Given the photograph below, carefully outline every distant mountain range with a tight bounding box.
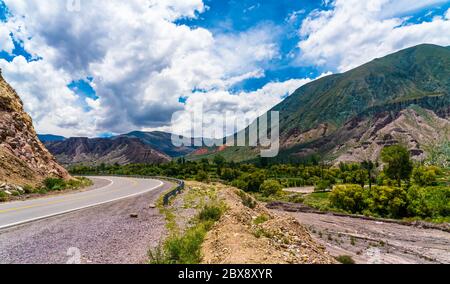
[40,44,450,166]
[44,136,171,166]
[40,131,201,166]
[190,44,450,165]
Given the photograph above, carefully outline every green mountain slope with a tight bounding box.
[188,44,450,164]
[275,44,449,135]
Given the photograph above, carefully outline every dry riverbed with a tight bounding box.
[276,210,450,264]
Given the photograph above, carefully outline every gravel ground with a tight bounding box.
[286,211,450,264]
[0,180,174,264]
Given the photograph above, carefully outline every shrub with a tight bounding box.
[330,185,366,214]
[198,204,223,222]
[0,191,9,202]
[364,186,407,218]
[148,244,168,264]
[23,185,35,194]
[150,203,224,264]
[412,166,438,186]
[163,223,208,264]
[407,186,450,219]
[43,178,66,191]
[254,214,270,225]
[221,168,238,182]
[195,171,209,183]
[260,180,283,197]
[237,190,257,209]
[336,255,355,264]
[246,172,266,192]
[315,180,331,191]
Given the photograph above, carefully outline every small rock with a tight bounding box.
[149,203,156,209]
[130,213,139,218]
[4,190,12,195]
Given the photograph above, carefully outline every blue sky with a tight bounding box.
[177,0,325,92]
[0,0,449,137]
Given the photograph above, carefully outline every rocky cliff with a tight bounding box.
[0,70,70,186]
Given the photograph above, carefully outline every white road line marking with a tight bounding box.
[0,178,164,230]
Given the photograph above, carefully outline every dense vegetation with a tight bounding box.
[70,145,449,223]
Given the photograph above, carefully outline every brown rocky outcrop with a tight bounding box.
[0,70,70,186]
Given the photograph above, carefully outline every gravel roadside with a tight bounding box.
[0,180,174,264]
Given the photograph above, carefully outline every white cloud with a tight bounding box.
[0,0,283,136]
[0,24,14,54]
[0,56,95,137]
[298,0,450,72]
[169,73,332,138]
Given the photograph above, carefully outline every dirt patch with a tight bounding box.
[279,211,450,264]
[283,187,315,194]
[200,183,336,264]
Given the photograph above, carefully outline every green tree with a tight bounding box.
[260,180,283,197]
[213,155,226,175]
[381,145,413,187]
[330,184,366,214]
[361,160,375,190]
[195,170,209,183]
[221,168,238,182]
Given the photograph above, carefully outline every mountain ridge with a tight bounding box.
[44,136,171,166]
[188,44,450,164]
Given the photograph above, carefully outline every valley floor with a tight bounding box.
[283,211,450,264]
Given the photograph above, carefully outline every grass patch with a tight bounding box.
[199,204,223,222]
[254,214,270,225]
[0,191,9,202]
[149,203,225,264]
[336,255,356,264]
[303,192,332,211]
[237,190,257,209]
[253,227,274,239]
[42,177,93,192]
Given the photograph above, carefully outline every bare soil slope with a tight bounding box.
[200,183,336,264]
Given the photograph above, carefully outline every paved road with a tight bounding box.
[0,176,163,229]
[0,176,173,264]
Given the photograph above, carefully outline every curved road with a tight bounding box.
[0,176,173,264]
[0,176,163,229]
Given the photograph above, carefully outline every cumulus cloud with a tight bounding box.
[298,0,450,72]
[0,24,13,53]
[169,73,332,138]
[0,56,95,137]
[0,0,292,136]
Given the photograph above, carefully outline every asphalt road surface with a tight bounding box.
[0,177,173,264]
[0,176,163,229]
